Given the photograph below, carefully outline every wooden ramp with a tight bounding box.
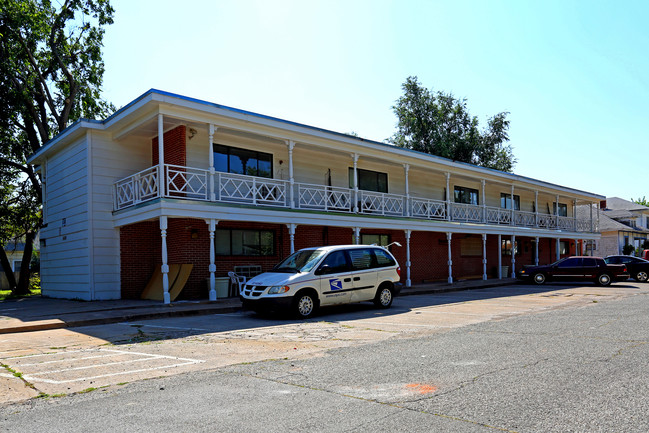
[141,264,193,301]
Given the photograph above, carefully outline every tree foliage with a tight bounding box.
[0,0,114,294]
[631,196,649,207]
[390,76,516,172]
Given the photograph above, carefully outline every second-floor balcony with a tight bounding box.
[113,164,598,233]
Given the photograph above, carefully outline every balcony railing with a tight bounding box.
[113,164,598,233]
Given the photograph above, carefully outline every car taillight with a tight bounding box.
[396,266,401,277]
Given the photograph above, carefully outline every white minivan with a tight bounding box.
[240,245,402,318]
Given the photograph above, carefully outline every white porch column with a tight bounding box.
[574,238,580,256]
[556,238,561,261]
[352,153,359,213]
[446,232,453,284]
[446,173,451,221]
[510,185,515,226]
[498,234,502,279]
[511,235,516,278]
[534,191,539,227]
[573,199,577,231]
[207,219,218,301]
[208,124,216,201]
[590,202,594,232]
[555,194,560,226]
[158,114,165,197]
[287,140,295,209]
[160,216,170,305]
[482,233,488,280]
[353,227,361,244]
[405,229,412,286]
[481,179,486,222]
[287,223,297,254]
[403,164,410,217]
[535,237,540,266]
[597,204,600,232]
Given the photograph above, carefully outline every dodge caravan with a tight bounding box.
[240,245,401,318]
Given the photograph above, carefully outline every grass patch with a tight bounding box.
[78,387,97,394]
[0,288,41,301]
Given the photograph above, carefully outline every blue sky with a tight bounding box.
[102,0,648,201]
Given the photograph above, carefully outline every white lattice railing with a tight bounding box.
[451,203,483,223]
[486,206,511,224]
[217,172,288,206]
[113,164,597,232]
[114,166,160,210]
[411,197,446,220]
[297,183,352,212]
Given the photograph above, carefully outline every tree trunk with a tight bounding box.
[0,247,17,291]
[13,232,35,296]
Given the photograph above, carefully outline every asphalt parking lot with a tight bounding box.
[2,281,647,405]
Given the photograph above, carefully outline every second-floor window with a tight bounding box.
[348,168,388,193]
[553,203,568,217]
[500,193,520,210]
[213,144,273,178]
[454,186,479,205]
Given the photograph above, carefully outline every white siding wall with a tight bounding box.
[40,137,90,300]
[90,132,151,300]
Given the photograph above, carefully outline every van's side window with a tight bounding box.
[349,249,373,270]
[320,251,350,274]
[373,249,396,267]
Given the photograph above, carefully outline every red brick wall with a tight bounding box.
[120,221,161,299]
[152,125,186,166]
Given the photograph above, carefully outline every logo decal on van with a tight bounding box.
[329,279,342,291]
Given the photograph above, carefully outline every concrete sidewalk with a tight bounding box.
[0,278,517,334]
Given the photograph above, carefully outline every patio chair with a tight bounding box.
[228,271,246,297]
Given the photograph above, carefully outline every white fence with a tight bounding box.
[113,164,597,232]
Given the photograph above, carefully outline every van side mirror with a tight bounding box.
[315,265,331,276]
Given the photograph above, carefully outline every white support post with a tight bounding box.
[352,153,360,213]
[158,114,165,197]
[481,179,486,223]
[555,194,560,226]
[498,234,502,279]
[535,237,540,266]
[405,229,412,286]
[287,140,295,209]
[404,164,410,217]
[482,233,488,280]
[447,232,453,284]
[574,239,580,256]
[556,238,561,261]
[207,219,218,301]
[511,235,516,278]
[590,202,594,233]
[446,173,451,221]
[534,191,539,227]
[208,124,216,201]
[160,216,170,304]
[573,199,577,231]
[287,223,297,253]
[354,227,361,245]
[597,204,600,232]
[510,185,515,226]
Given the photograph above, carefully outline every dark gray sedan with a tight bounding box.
[605,255,649,282]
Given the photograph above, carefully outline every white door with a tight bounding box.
[317,250,353,306]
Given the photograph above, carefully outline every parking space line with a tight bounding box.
[16,353,116,367]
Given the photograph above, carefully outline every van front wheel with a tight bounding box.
[293,290,318,319]
[373,285,393,308]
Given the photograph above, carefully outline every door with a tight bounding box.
[553,257,584,281]
[316,250,353,306]
[348,248,378,302]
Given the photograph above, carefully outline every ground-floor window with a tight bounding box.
[215,229,275,256]
[360,234,389,246]
[501,239,519,256]
[559,241,569,255]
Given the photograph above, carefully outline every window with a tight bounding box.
[500,193,520,210]
[348,168,388,193]
[348,249,373,270]
[13,261,21,272]
[319,251,350,274]
[557,257,580,268]
[646,216,649,228]
[559,241,569,255]
[215,229,275,256]
[501,240,518,256]
[553,203,568,217]
[454,186,479,205]
[360,234,389,246]
[213,144,273,178]
[373,249,396,267]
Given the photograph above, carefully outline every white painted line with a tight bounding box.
[17,353,117,367]
[28,356,168,376]
[1,349,87,360]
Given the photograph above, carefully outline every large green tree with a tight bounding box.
[0,0,114,295]
[390,76,516,172]
[631,197,649,207]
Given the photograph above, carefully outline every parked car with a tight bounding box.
[240,245,401,318]
[517,256,629,286]
[604,255,649,282]
[643,250,649,261]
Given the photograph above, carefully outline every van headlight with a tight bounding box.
[268,285,290,294]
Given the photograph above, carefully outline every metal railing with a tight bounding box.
[113,164,597,233]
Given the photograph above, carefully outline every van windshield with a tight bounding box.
[272,249,326,273]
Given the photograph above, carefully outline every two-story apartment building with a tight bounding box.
[28,90,603,302]
[593,197,649,257]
